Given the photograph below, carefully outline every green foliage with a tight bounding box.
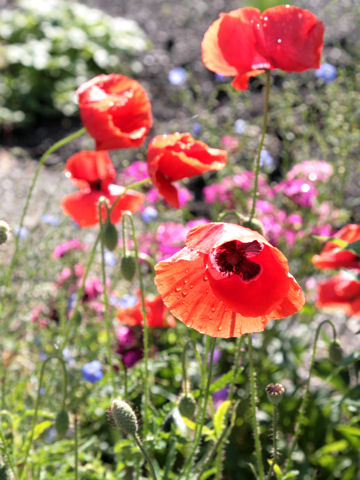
[0,0,149,126]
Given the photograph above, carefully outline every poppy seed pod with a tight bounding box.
[329,340,343,364]
[109,399,138,435]
[265,383,285,406]
[178,393,196,419]
[0,220,10,245]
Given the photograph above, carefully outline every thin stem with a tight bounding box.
[0,424,16,478]
[183,337,217,479]
[74,413,79,480]
[181,340,192,396]
[3,127,86,289]
[122,212,150,432]
[249,70,271,222]
[248,333,265,480]
[133,434,158,480]
[59,234,100,352]
[19,356,68,479]
[267,406,278,480]
[98,200,116,395]
[284,320,337,473]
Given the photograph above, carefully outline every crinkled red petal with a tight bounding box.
[256,6,324,72]
[65,150,116,189]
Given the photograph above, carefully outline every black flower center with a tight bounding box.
[212,240,263,281]
[89,179,103,190]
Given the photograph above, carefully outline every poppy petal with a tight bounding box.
[256,6,324,72]
[155,247,270,337]
[77,74,152,151]
[65,150,116,189]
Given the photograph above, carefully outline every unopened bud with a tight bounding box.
[55,410,70,438]
[265,383,285,406]
[329,340,343,364]
[104,222,118,251]
[178,393,196,419]
[0,221,10,245]
[243,218,265,236]
[121,256,136,281]
[109,399,138,435]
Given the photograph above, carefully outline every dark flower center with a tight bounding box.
[89,179,103,191]
[212,240,263,281]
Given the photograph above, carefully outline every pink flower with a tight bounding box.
[220,135,239,152]
[52,239,87,258]
[118,161,149,184]
[274,179,318,207]
[287,160,333,183]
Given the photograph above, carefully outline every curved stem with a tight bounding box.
[249,70,271,222]
[267,405,278,480]
[19,356,68,479]
[284,320,337,473]
[248,333,265,480]
[3,127,86,289]
[122,212,150,432]
[183,337,217,479]
[98,200,117,394]
[133,433,158,480]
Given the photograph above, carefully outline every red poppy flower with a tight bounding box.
[202,6,324,90]
[117,294,176,328]
[154,222,304,338]
[317,273,360,316]
[147,133,227,208]
[77,74,152,150]
[312,224,360,270]
[61,150,145,227]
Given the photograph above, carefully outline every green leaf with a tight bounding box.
[182,417,215,441]
[209,370,239,394]
[214,400,231,438]
[314,439,348,456]
[313,235,348,248]
[33,420,52,440]
[344,239,360,256]
[282,471,300,480]
[336,425,360,448]
[199,468,217,480]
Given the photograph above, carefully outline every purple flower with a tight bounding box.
[260,149,274,170]
[212,386,229,411]
[168,67,187,86]
[215,73,228,82]
[104,249,116,267]
[82,360,103,383]
[207,347,222,367]
[14,226,28,240]
[234,118,246,135]
[122,349,143,368]
[315,63,337,83]
[142,206,158,223]
[41,214,61,226]
[119,294,139,309]
[192,122,202,136]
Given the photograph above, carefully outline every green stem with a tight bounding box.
[0,422,16,478]
[133,433,158,480]
[122,212,150,432]
[19,356,68,479]
[3,127,86,289]
[59,234,100,352]
[249,70,271,223]
[284,320,337,473]
[267,406,278,480]
[183,337,216,479]
[98,200,116,395]
[248,333,265,480]
[74,413,79,480]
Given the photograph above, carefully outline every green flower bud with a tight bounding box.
[109,399,138,435]
[55,410,70,438]
[178,393,196,419]
[0,221,10,245]
[104,222,118,251]
[329,340,343,364]
[121,256,136,281]
[265,383,285,406]
[243,218,265,236]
